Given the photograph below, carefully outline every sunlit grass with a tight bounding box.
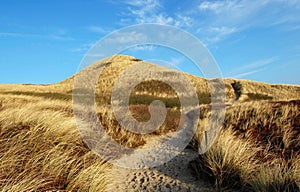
[0,55,299,191]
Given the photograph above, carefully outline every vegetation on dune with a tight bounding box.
[0,95,110,191]
[0,55,299,191]
[235,80,300,101]
[191,100,300,191]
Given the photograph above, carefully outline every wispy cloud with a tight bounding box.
[196,0,269,44]
[198,0,270,25]
[170,57,184,67]
[129,44,156,52]
[87,26,112,34]
[205,26,238,44]
[119,0,275,45]
[120,0,194,28]
[0,32,26,38]
[232,68,267,78]
[196,0,300,44]
[110,0,300,46]
[105,31,148,44]
[126,0,160,9]
[226,56,278,78]
[49,35,74,41]
[234,57,278,73]
[199,0,239,12]
[0,32,74,41]
[70,42,95,52]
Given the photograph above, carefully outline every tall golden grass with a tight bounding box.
[0,94,111,191]
[0,55,299,191]
[191,100,300,191]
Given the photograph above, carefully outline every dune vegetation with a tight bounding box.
[190,100,300,191]
[0,55,299,191]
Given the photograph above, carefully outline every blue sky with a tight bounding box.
[0,0,299,84]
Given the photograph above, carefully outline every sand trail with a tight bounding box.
[108,133,212,192]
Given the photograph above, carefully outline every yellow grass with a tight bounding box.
[0,55,299,191]
[191,100,300,191]
[0,94,110,191]
[190,128,261,189]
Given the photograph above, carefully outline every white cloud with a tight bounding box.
[112,31,148,44]
[121,0,194,28]
[204,26,238,44]
[70,42,95,52]
[0,32,26,37]
[87,26,111,34]
[233,68,266,78]
[175,14,194,27]
[126,0,160,9]
[170,57,184,66]
[199,1,237,12]
[198,0,270,16]
[0,32,74,41]
[113,0,300,46]
[85,53,105,58]
[125,0,161,23]
[194,0,300,45]
[239,57,278,71]
[226,56,278,78]
[199,0,269,21]
[150,14,174,25]
[208,27,237,35]
[48,35,74,41]
[129,44,156,51]
[198,0,300,31]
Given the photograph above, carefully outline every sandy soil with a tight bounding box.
[108,149,213,192]
[107,132,214,192]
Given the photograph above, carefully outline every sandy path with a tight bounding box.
[108,149,212,192]
[107,133,213,192]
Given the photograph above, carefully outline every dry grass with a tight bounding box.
[190,128,261,190]
[0,93,111,191]
[0,56,185,191]
[232,79,300,101]
[191,100,300,191]
[246,159,299,192]
[0,55,299,191]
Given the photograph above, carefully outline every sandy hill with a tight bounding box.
[0,55,299,191]
[60,55,300,101]
[2,55,298,103]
